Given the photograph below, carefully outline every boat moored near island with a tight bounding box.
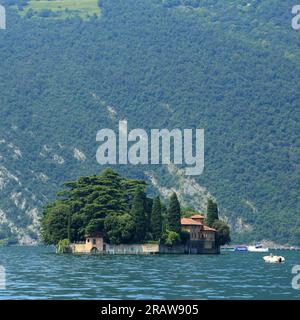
[234,245,248,252]
[248,243,269,253]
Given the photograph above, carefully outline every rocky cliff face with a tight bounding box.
[0,164,40,245]
[0,134,89,244]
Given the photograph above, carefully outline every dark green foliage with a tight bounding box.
[104,213,135,244]
[67,210,71,241]
[151,196,163,240]
[206,199,219,227]
[167,193,181,233]
[144,197,153,234]
[205,199,231,245]
[57,239,72,253]
[40,169,232,246]
[131,189,148,243]
[84,218,105,236]
[41,169,147,244]
[161,230,180,247]
[40,169,199,246]
[41,202,71,245]
[213,220,231,246]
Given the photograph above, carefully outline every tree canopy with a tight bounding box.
[41,168,147,244]
[41,169,184,245]
[167,193,181,234]
[41,169,230,247]
[206,199,231,245]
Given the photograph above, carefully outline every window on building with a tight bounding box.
[93,239,96,245]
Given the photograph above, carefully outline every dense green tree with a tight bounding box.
[84,218,105,237]
[161,230,180,247]
[41,202,71,245]
[205,199,231,245]
[104,213,135,244]
[40,169,147,244]
[167,193,181,234]
[206,199,219,227]
[40,169,232,247]
[131,188,147,243]
[213,220,231,246]
[151,196,163,240]
[57,239,72,254]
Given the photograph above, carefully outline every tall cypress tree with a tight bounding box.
[168,192,181,234]
[131,188,147,242]
[151,196,162,240]
[67,211,71,242]
[206,199,219,227]
[145,197,153,234]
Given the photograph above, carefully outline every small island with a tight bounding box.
[41,168,230,254]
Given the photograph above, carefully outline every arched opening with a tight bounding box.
[91,247,98,254]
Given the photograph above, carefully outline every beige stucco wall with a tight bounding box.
[85,237,103,252]
[71,237,104,253]
[71,243,89,253]
[106,243,159,254]
[70,238,219,255]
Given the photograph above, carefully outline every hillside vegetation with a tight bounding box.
[0,0,299,245]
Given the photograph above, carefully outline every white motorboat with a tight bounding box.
[248,243,269,252]
[263,254,285,263]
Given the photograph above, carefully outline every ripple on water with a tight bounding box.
[0,247,299,299]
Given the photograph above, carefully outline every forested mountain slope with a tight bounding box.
[0,0,299,244]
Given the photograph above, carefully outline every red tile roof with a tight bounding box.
[181,218,203,226]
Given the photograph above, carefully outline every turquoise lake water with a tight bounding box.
[0,246,299,299]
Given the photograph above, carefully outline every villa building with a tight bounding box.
[70,232,104,254]
[181,215,218,253]
[70,214,219,255]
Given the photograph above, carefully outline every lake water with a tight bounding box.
[0,246,299,299]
